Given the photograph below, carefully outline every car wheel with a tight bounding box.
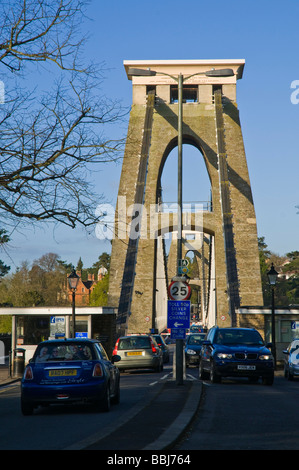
[21,399,34,416]
[199,362,209,380]
[287,369,294,381]
[111,380,120,405]
[210,362,221,383]
[262,374,274,386]
[97,384,111,412]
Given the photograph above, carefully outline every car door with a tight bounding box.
[201,329,214,370]
[95,342,118,394]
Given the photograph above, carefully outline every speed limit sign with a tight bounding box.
[168,281,191,301]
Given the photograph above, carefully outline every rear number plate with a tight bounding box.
[49,370,77,377]
[237,365,256,370]
[127,351,142,356]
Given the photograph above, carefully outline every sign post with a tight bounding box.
[167,278,191,384]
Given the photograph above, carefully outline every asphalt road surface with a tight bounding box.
[0,366,173,450]
[175,372,299,450]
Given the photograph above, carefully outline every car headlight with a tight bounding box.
[186,349,197,355]
[259,354,273,361]
[217,353,232,359]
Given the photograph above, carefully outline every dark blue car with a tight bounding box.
[185,333,206,367]
[199,327,274,385]
[21,338,120,415]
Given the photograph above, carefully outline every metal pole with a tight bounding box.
[177,73,183,263]
[271,286,276,369]
[72,290,76,338]
[176,73,184,385]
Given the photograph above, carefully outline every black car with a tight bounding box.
[185,333,206,367]
[199,327,274,385]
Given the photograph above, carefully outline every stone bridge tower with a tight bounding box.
[108,59,263,336]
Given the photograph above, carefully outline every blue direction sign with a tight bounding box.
[171,328,186,340]
[167,300,191,329]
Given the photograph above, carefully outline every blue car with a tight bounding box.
[199,327,274,385]
[21,338,121,415]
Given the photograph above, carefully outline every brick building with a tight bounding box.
[67,267,108,306]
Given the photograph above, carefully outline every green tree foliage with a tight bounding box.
[258,238,299,306]
[89,274,109,306]
[0,253,68,307]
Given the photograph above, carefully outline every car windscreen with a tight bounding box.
[33,343,95,362]
[187,334,205,345]
[118,337,151,350]
[214,330,264,346]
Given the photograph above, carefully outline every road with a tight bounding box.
[175,371,299,450]
[0,364,174,450]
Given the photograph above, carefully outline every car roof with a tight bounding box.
[37,338,99,346]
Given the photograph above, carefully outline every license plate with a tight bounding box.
[127,351,142,356]
[49,369,77,377]
[237,365,256,370]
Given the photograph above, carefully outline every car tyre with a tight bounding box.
[21,399,34,416]
[210,362,221,383]
[287,369,294,381]
[262,374,274,386]
[111,381,120,405]
[97,385,111,412]
[199,362,209,380]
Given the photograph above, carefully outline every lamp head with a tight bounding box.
[68,268,80,290]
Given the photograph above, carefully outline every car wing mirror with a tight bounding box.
[111,355,121,363]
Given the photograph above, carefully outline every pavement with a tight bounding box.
[0,359,203,450]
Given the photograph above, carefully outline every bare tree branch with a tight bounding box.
[0,0,127,230]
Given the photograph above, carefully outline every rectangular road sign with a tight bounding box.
[170,328,186,340]
[167,300,191,329]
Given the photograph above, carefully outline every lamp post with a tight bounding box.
[127,66,235,384]
[67,268,80,338]
[267,263,278,368]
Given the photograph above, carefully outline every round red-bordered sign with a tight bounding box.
[168,281,191,301]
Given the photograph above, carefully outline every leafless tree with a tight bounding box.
[0,0,125,230]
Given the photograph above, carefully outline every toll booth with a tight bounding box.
[0,306,117,366]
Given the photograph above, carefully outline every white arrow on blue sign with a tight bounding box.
[167,300,191,329]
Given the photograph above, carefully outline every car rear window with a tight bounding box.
[33,343,95,362]
[118,337,151,350]
[188,334,205,345]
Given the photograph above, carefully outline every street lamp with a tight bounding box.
[128,66,235,384]
[67,267,80,338]
[267,263,278,368]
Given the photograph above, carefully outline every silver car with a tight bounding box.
[112,335,163,372]
[283,339,299,380]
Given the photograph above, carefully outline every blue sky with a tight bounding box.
[1,0,299,271]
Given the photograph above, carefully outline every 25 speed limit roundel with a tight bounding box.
[168,281,191,301]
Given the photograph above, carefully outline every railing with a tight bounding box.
[158,201,212,213]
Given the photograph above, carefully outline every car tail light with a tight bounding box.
[92,363,103,377]
[150,339,157,354]
[24,366,33,380]
[113,338,120,356]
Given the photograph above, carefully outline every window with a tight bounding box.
[212,85,222,96]
[170,85,198,103]
[146,85,156,95]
